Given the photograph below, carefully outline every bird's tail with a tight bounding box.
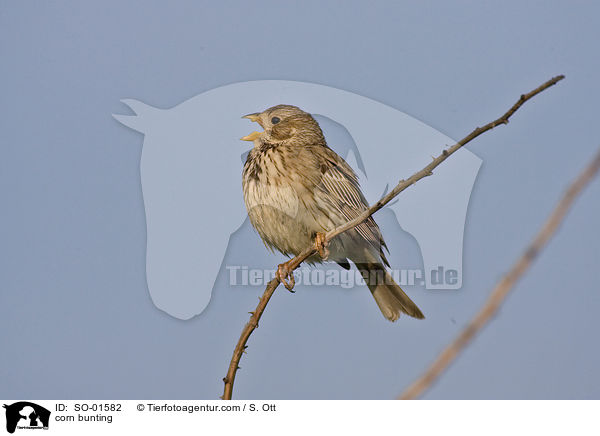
[355,262,425,322]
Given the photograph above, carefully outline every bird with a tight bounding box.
[240,104,424,321]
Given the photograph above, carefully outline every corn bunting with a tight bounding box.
[241,105,424,321]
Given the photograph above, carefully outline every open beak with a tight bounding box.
[241,112,264,141]
[240,131,262,141]
[242,113,261,122]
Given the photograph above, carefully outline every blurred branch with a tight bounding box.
[399,148,600,400]
[222,75,565,400]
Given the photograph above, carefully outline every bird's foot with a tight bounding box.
[314,232,329,260]
[277,261,296,292]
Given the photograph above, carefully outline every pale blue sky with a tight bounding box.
[1,1,599,399]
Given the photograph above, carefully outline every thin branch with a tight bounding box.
[222,75,565,400]
[399,148,600,400]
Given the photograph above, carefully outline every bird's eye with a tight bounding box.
[271,116,280,124]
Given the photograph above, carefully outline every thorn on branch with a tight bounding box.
[524,246,539,259]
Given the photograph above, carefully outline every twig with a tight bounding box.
[222,75,565,400]
[399,148,600,400]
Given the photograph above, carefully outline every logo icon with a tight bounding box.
[3,402,50,434]
[114,80,481,320]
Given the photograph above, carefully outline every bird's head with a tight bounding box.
[241,104,325,147]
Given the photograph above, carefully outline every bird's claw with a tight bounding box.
[277,262,296,292]
[314,232,329,260]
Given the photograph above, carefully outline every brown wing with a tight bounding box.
[312,146,390,265]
